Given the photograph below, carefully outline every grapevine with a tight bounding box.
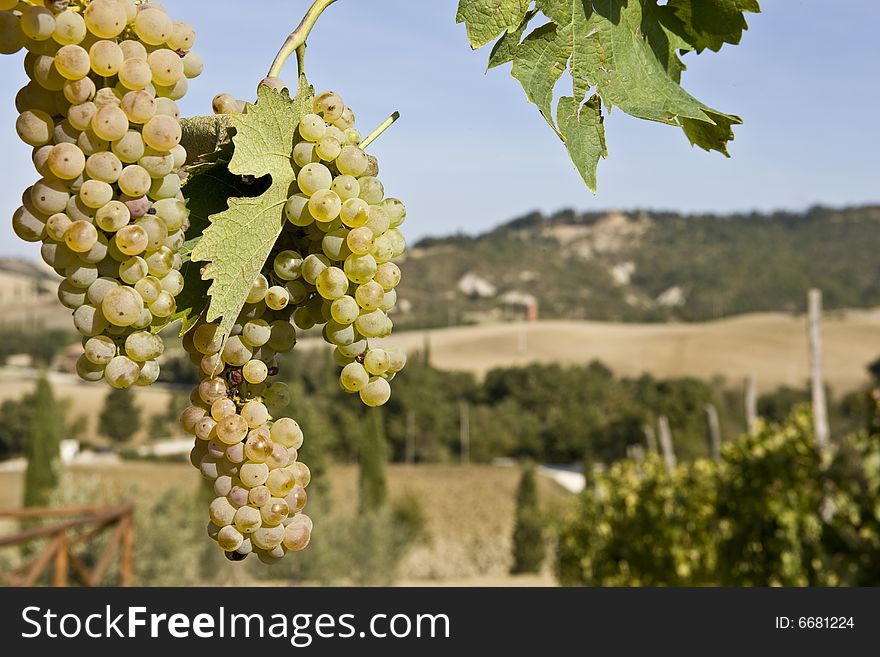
[0,0,759,565]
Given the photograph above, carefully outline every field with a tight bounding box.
[363,310,880,394]
[0,462,571,585]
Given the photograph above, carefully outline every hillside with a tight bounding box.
[396,205,880,328]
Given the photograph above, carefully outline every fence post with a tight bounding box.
[808,289,830,451]
[643,424,658,453]
[657,416,676,473]
[705,404,722,461]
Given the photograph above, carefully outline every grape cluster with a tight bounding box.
[180,315,312,563]
[213,88,409,406]
[3,0,202,388]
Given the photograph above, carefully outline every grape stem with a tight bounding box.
[359,112,401,150]
[268,0,339,79]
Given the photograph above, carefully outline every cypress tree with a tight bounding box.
[99,388,141,443]
[510,462,546,574]
[359,409,387,512]
[23,376,63,508]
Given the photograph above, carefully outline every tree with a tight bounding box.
[99,388,141,444]
[23,376,63,508]
[359,410,387,512]
[510,462,545,574]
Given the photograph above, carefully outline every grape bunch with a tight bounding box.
[216,88,409,407]
[180,317,312,563]
[2,0,202,388]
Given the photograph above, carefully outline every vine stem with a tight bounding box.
[268,0,338,79]
[359,112,401,150]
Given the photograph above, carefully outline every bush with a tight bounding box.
[510,463,545,574]
[99,388,141,443]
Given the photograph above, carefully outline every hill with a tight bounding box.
[395,205,880,328]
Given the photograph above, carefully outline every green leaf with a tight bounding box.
[466,0,751,192]
[487,8,536,70]
[663,0,760,53]
[510,22,571,137]
[456,0,532,50]
[189,76,314,344]
[557,94,606,193]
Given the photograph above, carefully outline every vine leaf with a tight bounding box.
[662,0,760,53]
[456,0,532,49]
[461,0,760,192]
[187,75,314,343]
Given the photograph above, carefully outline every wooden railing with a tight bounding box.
[0,505,135,587]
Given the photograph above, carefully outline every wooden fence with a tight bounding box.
[0,505,134,587]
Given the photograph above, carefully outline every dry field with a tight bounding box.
[358,310,880,394]
[0,462,572,585]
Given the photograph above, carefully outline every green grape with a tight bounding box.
[273,250,303,281]
[239,462,270,488]
[265,286,290,311]
[54,44,90,80]
[73,303,109,337]
[321,228,350,261]
[386,346,408,373]
[67,101,97,131]
[148,172,181,199]
[152,198,187,231]
[125,331,164,362]
[91,105,129,141]
[364,349,390,375]
[315,136,342,161]
[118,255,148,284]
[20,5,55,41]
[79,179,114,209]
[298,163,332,196]
[118,58,152,90]
[358,177,385,204]
[84,335,117,367]
[94,201,129,232]
[102,285,144,326]
[331,175,360,201]
[45,143,84,181]
[340,362,369,393]
[209,496,236,527]
[374,262,401,291]
[139,147,173,177]
[346,226,374,255]
[148,48,184,86]
[283,515,312,552]
[63,76,96,104]
[77,129,110,156]
[284,193,314,226]
[246,274,269,303]
[134,6,172,46]
[301,253,330,285]
[258,500,290,531]
[266,469,296,497]
[211,92,241,115]
[118,164,151,197]
[65,262,98,289]
[16,110,54,147]
[242,400,269,429]
[292,141,318,168]
[264,382,291,408]
[119,39,147,60]
[269,418,303,450]
[313,91,344,122]
[336,145,368,177]
[76,354,105,382]
[365,205,391,236]
[0,10,25,55]
[344,127,361,146]
[360,376,392,407]
[44,212,72,242]
[241,319,271,348]
[372,234,394,263]
[344,253,377,285]
[89,40,124,76]
[340,197,370,228]
[58,278,87,309]
[221,335,253,367]
[86,152,123,184]
[32,178,70,215]
[160,269,184,295]
[315,266,348,300]
[243,360,268,385]
[118,90,155,126]
[182,50,203,79]
[94,86,123,108]
[148,290,175,318]
[84,0,127,39]
[87,276,119,306]
[380,288,397,312]
[142,114,181,150]
[298,113,326,142]
[233,506,262,534]
[308,189,342,222]
[217,525,244,552]
[51,10,85,44]
[355,281,385,310]
[267,321,296,352]
[64,220,98,254]
[328,295,358,325]
[115,224,149,255]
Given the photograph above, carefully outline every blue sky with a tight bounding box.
[0,0,877,259]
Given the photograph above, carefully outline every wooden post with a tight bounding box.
[744,376,758,435]
[53,535,68,587]
[808,289,830,451]
[405,410,416,465]
[657,416,676,473]
[459,401,470,465]
[705,404,722,461]
[120,512,134,587]
[643,424,658,453]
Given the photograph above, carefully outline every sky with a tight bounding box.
[0,0,877,260]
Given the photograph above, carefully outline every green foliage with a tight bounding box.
[458,0,759,190]
[0,328,76,367]
[398,206,880,328]
[23,376,63,508]
[510,462,546,573]
[99,388,141,444]
[558,408,880,586]
[188,78,314,343]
